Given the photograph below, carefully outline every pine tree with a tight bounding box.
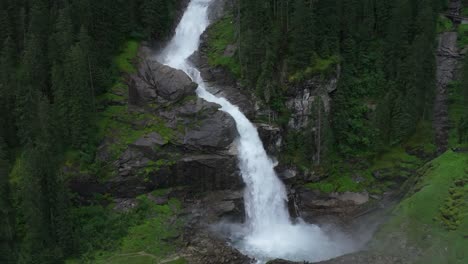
[0,136,16,264]
[49,6,74,64]
[17,147,52,264]
[64,37,93,148]
[288,0,315,72]
[314,0,339,56]
[0,37,17,145]
[141,0,170,39]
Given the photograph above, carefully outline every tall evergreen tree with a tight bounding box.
[0,37,17,145]
[288,0,315,72]
[0,136,16,264]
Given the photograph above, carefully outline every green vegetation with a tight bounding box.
[0,0,183,262]
[372,151,468,264]
[305,176,363,193]
[457,24,468,48]
[436,15,453,33]
[115,40,140,74]
[95,105,172,160]
[448,81,468,146]
[304,121,434,194]
[206,15,240,77]
[67,194,183,263]
[289,55,340,82]
[462,7,468,17]
[233,0,443,160]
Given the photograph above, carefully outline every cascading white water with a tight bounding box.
[157,0,356,262]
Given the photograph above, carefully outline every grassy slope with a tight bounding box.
[436,15,453,34]
[368,34,468,262]
[205,15,240,77]
[305,121,435,194]
[66,40,175,175]
[66,194,186,264]
[65,42,186,263]
[371,151,468,263]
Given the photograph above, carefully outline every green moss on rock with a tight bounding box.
[206,15,240,77]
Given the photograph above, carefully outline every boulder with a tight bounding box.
[257,123,282,155]
[183,231,252,264]
[330,191,369,205]
[113,198,138,212]
[131,132,167,156]
[189,27,255,118]
[154,62,198,101]
[182,110,238,149]
[205,84,256,118]
[297,189,369,220]
[174,154,243,191]
[207,0,233,22]
[129,59,197,105]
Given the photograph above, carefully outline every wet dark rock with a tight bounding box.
[183,231,252,264]
[182,110,238,149]
[372,169,393,181]
[175,154,243,192]
[113,198,138,212]
[207,0,233,22]
[206,84,256,118]
[286,77,337,130]
[131,132,167,156]
[257,123,282,156]
[128,58,198,106]
[147,193,169,205]
[267,260,298,264]
[452,147,468,153]
[297,189,369,221]
[69,173,107,200]
[268,252,403,264]
[278,168,298,181]
[180,189,249,264]
[316,252,404,264]
[189,26,255,118]
[434,32,460,154]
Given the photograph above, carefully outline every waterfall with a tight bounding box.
[157,0,354,262]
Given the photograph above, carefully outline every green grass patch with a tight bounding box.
[462,7,468,17]
[457,24,468,48]
[437,15,454,33]
[289,55,339,82]
[403,121,437,154]
[448,81,468,147]
[115,40,140,74]
[68,194,183,263]
[206,15,240,77]
[369,146,420,171]
[371,151,468,263]
[305,176,362,193]
[94,105,173,161]
[305,140,426,194]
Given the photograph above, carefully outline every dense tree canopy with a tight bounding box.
[236,0,444,156]
[0,0,179,262]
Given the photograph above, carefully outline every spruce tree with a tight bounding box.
[0,136,16,264]
[141,0,170,38]
[64,39,92,148]
[289,0,315,72]
[0,37,17,145]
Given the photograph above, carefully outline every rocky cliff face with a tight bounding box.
[434,32,460,154]
[71,44,245,200]
[286,76,337,130]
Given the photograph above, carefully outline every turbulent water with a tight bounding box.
[157,0,355,262]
